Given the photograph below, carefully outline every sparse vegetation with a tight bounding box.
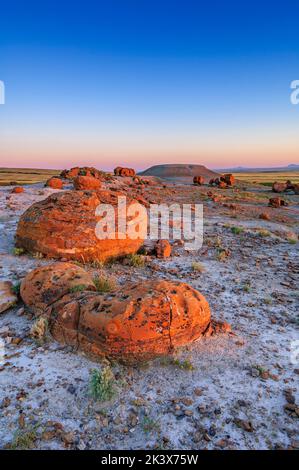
[191,261,205,272]
[93,274,116,293]
[288,237,297,244]
[257,229,271,237]
[160,356,195,371]
[13,247,25,256]
[69,284,89,293]
[125,253,146,267]
[141,416,160,434]
[30,317,48,342]
[12,281,21,296]
[231,226,244,235]
[10,424,39,449]
[216,247,230,262]
[89,366,116,401]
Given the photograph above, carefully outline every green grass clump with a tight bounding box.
[142,416,160,434]
[10,425,39,449]
[13,247,25,256]
[160,356,195,371]
[12,281,21,296]
[231,226,244,235]
[69,284,89,293]
[288,238,297,245]
[126,254,146,267]
[89,366,116,401]
[93,275,116,293]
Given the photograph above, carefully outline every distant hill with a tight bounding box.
[217,164,299,173]
[139,164,218,182]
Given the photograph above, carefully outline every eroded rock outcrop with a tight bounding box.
[60,167,104,180]
[20,263,226,361]
[114,167,136,177]
[209,174,235,188]
[16,190,145,262]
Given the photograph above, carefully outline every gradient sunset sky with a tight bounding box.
[0,0,298,170]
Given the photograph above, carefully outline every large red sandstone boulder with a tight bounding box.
[193,176,205,185]
[155,239,172,258]
[21,263,231,361]
[20,268,211,360]
[45,177,63,189]
[73,175,101,190]
[16,190,145,262]
[20,262,95,315]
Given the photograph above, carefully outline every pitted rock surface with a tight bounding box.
[16,190,145,262]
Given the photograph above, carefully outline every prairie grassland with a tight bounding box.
[0,168,60,186]
[232,171,299,186]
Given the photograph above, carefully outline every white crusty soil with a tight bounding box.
[0,183,298,450]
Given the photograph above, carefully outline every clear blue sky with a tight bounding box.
[0,0,298,169]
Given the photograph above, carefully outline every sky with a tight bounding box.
[0,0,298,170]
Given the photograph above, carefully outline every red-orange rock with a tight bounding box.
[20,262,95,315]
[268,197,288,208]
[114,167,136,177]
[259,212,270,220]
[73,175,101,190]
[193,176,205,185]
[222,174,235,186]
[60,167,104,180]
[45,177,63,189]
[218,181,227,189]
[16,190,145,262]
[155,239,172,258]
[272,182,287,193]
[45,279,212,361]
[11,187,24,194]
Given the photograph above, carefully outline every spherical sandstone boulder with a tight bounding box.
[45,279,211,361]
[73,175,101,190]
[114,167,136,177]
[16,190,145,262]
[11,186,24,194]
[155,239,172,258]
[268,197,288,208]
[193,176,204,185]
[45,177,63,189]
[20,262,96,315]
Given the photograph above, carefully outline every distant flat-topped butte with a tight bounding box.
[139,164,219,182]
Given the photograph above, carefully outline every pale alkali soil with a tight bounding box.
[0,179,298,450]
